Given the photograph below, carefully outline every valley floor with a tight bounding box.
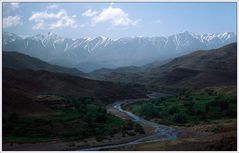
[111,119,236,151]
[3,95,237,151]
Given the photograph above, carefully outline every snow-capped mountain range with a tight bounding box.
[3,31,236,72]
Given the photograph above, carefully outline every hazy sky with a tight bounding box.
[3,2,237,39]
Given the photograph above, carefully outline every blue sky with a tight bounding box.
[3,2,237,39]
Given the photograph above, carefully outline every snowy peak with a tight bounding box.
[28,32,63,42]
[201,32,236,42]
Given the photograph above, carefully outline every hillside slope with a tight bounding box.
[3,51,85,77]
[143,43,237,90]
[3,68,144,102]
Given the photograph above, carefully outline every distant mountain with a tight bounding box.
[3,51,85,77]
[3,31,236,72]
[90,43,237,92]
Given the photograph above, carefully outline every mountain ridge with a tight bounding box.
[3,31,236,72]
[3,51,86,77]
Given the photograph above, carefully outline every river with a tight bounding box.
[79,92,181,151]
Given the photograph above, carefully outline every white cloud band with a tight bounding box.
[29,9,77,30]
[83,6,141,27]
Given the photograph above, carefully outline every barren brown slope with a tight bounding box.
[141,43,237,90]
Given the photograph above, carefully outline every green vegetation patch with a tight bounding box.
[3,97,144,143]
[126,91,236,126]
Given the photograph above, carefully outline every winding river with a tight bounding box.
[79,92,181,151]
